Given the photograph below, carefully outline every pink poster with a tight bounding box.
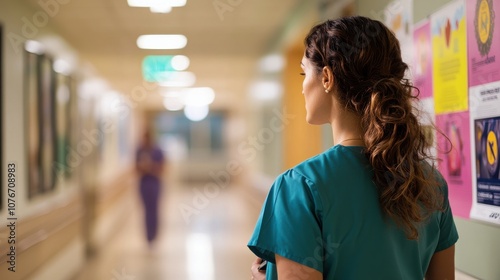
[467,0,500,86]
[436,112,473,218]
[413,20,433,99]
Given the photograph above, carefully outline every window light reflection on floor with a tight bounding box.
[186,233,215,280]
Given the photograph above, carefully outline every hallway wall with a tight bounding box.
[356,0,500,279]
[283,42,323,169]
[0,2,141,279]
[0,1,84,279]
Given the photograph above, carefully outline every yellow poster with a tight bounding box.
[431,0,468,113]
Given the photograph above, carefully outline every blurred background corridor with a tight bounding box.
[1,0,500,279]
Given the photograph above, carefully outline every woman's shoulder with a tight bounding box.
[274,146,368,188]
[275,168,312,187]
[420,160,447,187]
[291,145,365,175]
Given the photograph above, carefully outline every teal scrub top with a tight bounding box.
[248,145,459,280]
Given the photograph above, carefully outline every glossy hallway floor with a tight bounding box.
[69,179,478,280]
[71,179,265,280]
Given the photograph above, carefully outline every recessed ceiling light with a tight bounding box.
[25,40,45,54]
[53,59,72,75]
[259,54,285,73]
[171,55,190,71]
[137,34,187,50]
[184,105,209,122]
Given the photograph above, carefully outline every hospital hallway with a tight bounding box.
[3,0,500,279]
[71,177,265,280]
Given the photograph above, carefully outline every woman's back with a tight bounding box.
[249,145,458,279]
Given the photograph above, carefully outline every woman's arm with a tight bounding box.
[275,254,322,280]
[425,245,455,280]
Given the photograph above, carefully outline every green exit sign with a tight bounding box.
[142,55,175,82]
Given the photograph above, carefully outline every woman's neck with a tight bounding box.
[330,109,364,146]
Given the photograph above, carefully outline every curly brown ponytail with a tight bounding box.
[305,16,444,239]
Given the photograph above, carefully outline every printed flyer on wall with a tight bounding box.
[413,19,433,99]
[470,81,500,224]
[412,20,436,157]
[467,0,500,224]
[436,112,473,219]
[431,0,468,114]
[467,0,500,86]
[384,0,414,73]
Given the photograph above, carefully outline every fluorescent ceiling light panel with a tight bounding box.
[150,4,171,13]
[127,0,149,7]
[170,0,187,7]
[137,34,187,50]
[160,87,215,107]
[183,87,215,107]
[128,0,187,8]
[163,96,184,111]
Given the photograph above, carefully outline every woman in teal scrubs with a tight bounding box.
[248,16,458,280]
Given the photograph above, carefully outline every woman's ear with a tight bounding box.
[322,66,334,92]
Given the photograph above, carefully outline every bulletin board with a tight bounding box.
[468,0,500,224]
[430,1,473,219]
[406,0,500,225]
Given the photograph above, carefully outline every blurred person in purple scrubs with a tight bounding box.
[136,128,165,247]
